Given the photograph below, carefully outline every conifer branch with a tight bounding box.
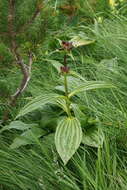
[8,0,16,52]
[2,1,34,123]
[18,3,44,34]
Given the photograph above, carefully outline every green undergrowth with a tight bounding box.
[0,136,127,190]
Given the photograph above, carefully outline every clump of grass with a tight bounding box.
[0,136,127,190]
[69,16,127,143]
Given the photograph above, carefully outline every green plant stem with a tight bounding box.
[64,74,72,117]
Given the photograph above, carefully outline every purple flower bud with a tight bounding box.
[60,66,70,73]
[61,41,73,51]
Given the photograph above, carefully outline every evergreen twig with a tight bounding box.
[18,2,44,34]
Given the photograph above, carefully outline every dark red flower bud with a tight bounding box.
[61,41,73,51]
[60,66,70,73]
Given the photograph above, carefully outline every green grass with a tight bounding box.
[0,136,127,190]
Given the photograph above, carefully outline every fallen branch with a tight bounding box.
[2,52,33,123]
[11,52,33,106]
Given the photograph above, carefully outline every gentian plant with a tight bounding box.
[1,40,114,165]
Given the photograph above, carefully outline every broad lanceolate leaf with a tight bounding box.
[72,39,95,47]
[70,34,95,47]
[55,117,82,165]
[68,81,115,98]
[16,93,61,118]
[82,127,104,148]
[10,128,46,149]
[0,121,37,133]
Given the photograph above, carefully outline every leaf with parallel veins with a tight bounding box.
[55,117,82,165]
